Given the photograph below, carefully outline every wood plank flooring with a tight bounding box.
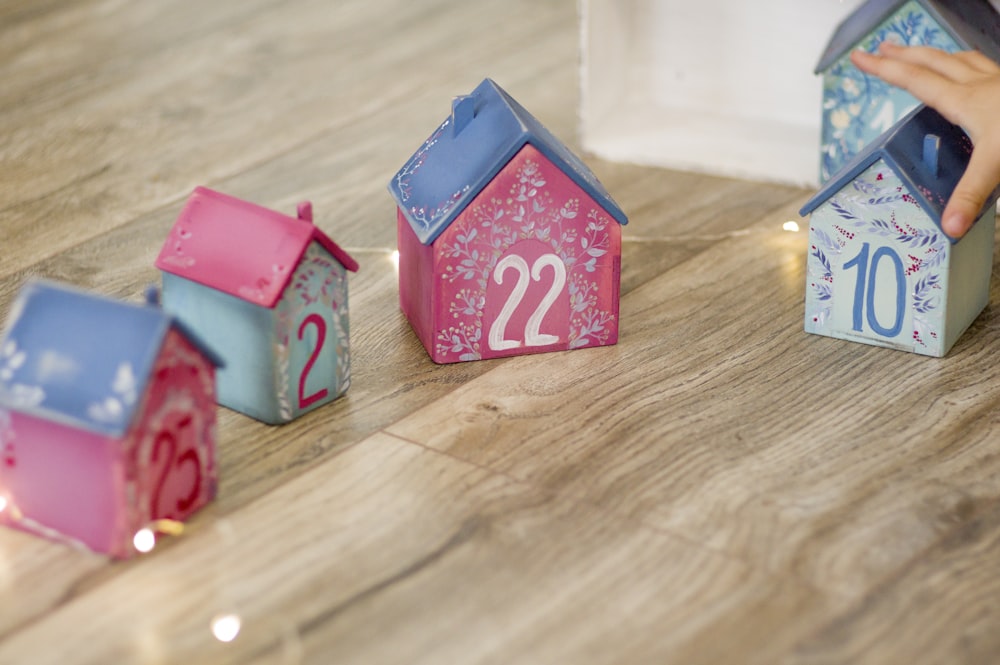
[1,1,998,663]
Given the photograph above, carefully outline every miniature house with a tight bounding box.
[388,78,628,363]
[801,105,999,357]
[816,0,1000,181]
[0,281,222,558]
[156,187,359,425]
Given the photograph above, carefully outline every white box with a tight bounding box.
[579,0,865,187]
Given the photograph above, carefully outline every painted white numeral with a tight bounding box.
[488,253,566,351]
[526,254,566,346]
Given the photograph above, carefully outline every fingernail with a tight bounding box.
[942,212,968,238]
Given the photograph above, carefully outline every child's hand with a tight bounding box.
[851,42,1000,238]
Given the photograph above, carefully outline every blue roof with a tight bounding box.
[815,0,1000,73]
[388,78,627,245]
[800,104,1000,241]
[0,281,222,436]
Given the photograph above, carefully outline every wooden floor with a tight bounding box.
[2,1,1000,663]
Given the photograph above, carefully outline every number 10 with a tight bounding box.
[842,242,905,338]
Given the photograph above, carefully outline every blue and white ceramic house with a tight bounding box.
[389,78,628,364]
[801,105,999,357]
[0,280,222,558]
[816,0,1000,181]
[155,187,359,425]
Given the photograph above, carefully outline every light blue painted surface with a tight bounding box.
[161,241,353,424]
[162,272,282,423]
[804,159,994,356]
[818,1,961,181]
[274,243,352,421]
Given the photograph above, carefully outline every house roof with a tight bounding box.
[0,280,223,437]
[799,104,1000,241]
[387,78,628,245]
[155,187,359,308]
[815,0,1000,73]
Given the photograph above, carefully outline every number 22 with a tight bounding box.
[489,253,567,351]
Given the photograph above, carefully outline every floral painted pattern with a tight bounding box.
[806,163,949,353]
[820,2,960,180]
[86,362,138,424]
[0,341,45,409]
[434,154,618,362]
[394,116,470,234]
[273,242,351,421]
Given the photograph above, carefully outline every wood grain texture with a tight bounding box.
[1,0,999,663]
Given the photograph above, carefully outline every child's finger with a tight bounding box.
[951,49,1000,76]
[942,146,1000,238]
[850,48,959,112]
[877,42,980,82]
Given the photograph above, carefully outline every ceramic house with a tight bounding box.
[388,78,628,363]
[155,187,359,425]
[816,0,1000,181]
[801,105,999,357]
[0,281,222,558]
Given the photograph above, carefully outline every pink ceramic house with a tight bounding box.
[0,281,222,558]
[156,187,359,424]
[389,78,628,363]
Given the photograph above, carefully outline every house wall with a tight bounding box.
[819,1,961,181]
[942,204,996,352]
[805,161,953,356]
[0,409,120,555]
[398,208,440,358]
[273,241,352,421]
[161,272,277,422]
[427,143,621,363]
[126,328,218,556]
[579,0,864,186]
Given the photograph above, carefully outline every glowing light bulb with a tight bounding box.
[390,250,400,269]
[782,221,800,233]
[133,528,156,553]
[211,613,242,643]
[0,496,7,514]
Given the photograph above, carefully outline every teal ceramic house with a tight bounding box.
[155,187,359,424]
[801,105,999,357]
[816,0,1000,181]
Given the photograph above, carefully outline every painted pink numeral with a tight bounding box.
[297,313,329,409]
[151,416,202,519]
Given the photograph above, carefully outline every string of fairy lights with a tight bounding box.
[3,231,808,654]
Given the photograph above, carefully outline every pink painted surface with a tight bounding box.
[155,187,358,309]
[398,144,622,363]
[129,329,218,541]
[397,208,438,354]
[0,330,218,558]
[0,412,121,553]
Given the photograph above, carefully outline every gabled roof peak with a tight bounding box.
[155,187,358,308]
[0,280,221,436]
[388,78,627,245]
[800,105,1000,240]
[816,0,1000,73]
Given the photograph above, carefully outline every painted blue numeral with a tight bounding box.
[843,242,869,332]
[842,242,905,339]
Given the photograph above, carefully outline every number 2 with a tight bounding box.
[298,313,329,409]
[842,242,905,338]
[488,253,567,351]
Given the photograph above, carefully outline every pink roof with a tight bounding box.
[155,187,359,308]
